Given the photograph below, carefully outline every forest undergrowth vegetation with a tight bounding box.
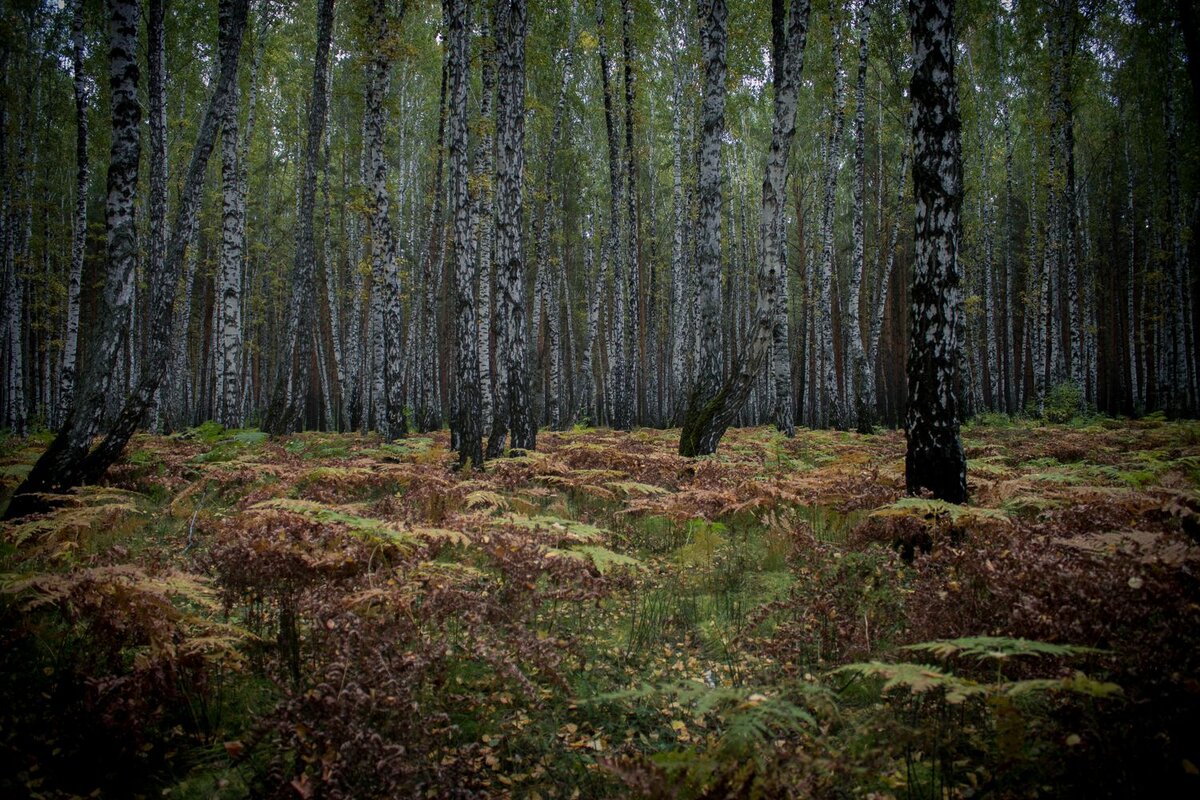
[1,416,1199,798]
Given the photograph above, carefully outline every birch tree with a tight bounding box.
[448,0,483,468]
[679,0,810,456]
[487,0,533,455]
[905,0,967,503]
[265,0,336,434]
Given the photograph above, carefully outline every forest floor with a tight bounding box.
[2,416,1200,798]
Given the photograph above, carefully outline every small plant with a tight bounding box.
[1043,381,1084,424]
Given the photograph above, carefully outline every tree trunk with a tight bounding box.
[678,0,728,455]
[487,0,533,454]
[679,0,810,456]
[363,0,408,440]
[59,0,89,429]
[816,20,846,429]
[848,0,872,432]
[217,4,244,427]
[8,0,251,519]
[905,0,967,504]
[448,0,482,467]
[265,0,335,434]
[473,0,497,438]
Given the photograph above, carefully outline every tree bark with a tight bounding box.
[448,0,482,467]
[8,0,251,519]
[60,0,89,428]
[905,0,967,504]
[487,0,533,454]
[679,0,810,456]
[265,0,335,434]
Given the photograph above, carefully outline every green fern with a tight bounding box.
[592,680,821,756]
[546,544,643,574]
[904,636,1103,663]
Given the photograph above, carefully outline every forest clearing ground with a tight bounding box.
[2,417,1199,798]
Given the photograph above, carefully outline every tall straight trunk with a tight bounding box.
[978,128,997,409]
[1001,99,1016,413]
[594,0,629,430]
[60,0,89,427]
[473,1,497,436]
[621,0,640,424]
[418,53,449,432]
[146,0,168,427]
[217,11,244,427]
[531,13,575,425]
[868,147,907,416]
[669,54,688,422]
[265,0,335,434]
[1166,56,1190,410]
[679,0,810,456]
[678,0,728,454]
[1055,5,1081,395]
[847,0,872,432]
[817,21,846,428]
[1124,122,1140,411]
[905,0,966,504]
[585,219,603,423]
[9,0,250,518]
[487,0,533,454]
[364,0,407,439]
[449,0,482,467]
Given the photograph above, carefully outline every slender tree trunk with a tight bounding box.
[594,0,629,431]
[487,0,533,454]
[678,0,728,454]
[217,6,244,427]
[9,0,250,518]
[817,21,846,428]
[60,0,89,428]
[905,0,966,504]
[473,1,497,437]
[265,0,335,434]
[418,53,449,432]
[848,0,873,432]
[448,0,482,467]
[1001,99,1016,413]
[679,0,810,456]
[363,0,408,439]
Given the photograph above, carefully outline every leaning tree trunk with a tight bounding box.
[487,0,532,454]
[7,0,142,507]
[904,0,967,504]
[448,0,482,468]
[265,0,335,434]
[8,0,251,519]
[60,0,89,427]
[679,0,810,456]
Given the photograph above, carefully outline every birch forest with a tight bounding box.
[2,0,1200,797]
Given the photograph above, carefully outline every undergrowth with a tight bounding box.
[1,420,1198,798]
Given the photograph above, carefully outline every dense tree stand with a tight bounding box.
[904,0,967,503]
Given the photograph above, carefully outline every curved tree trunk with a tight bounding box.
[679,0,810,456]
[8,0,251,519]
